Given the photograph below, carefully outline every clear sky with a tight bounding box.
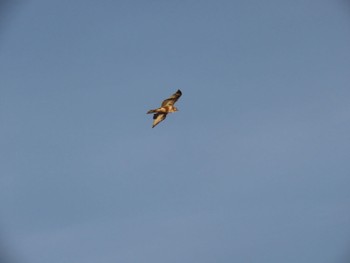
[1,0,350,262]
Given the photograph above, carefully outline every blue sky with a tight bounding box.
[1,0,350,262]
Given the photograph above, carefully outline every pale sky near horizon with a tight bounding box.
[1,1,350,262]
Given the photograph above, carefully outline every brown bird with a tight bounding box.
[147,89,182,128]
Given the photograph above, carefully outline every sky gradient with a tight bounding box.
[1,0,350,262]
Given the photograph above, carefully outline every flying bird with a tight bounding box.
[147,89,182,128]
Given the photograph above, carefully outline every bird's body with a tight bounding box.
[147,90,182,128]
[147,105,178,114]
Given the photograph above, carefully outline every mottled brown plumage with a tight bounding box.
[147,90,182,128]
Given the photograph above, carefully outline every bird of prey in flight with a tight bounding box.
[147,89,182,128]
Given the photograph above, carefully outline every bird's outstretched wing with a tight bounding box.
[152,113,167,128]
[161,89,182,107]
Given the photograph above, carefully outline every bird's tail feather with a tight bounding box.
[147,109,156,114]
